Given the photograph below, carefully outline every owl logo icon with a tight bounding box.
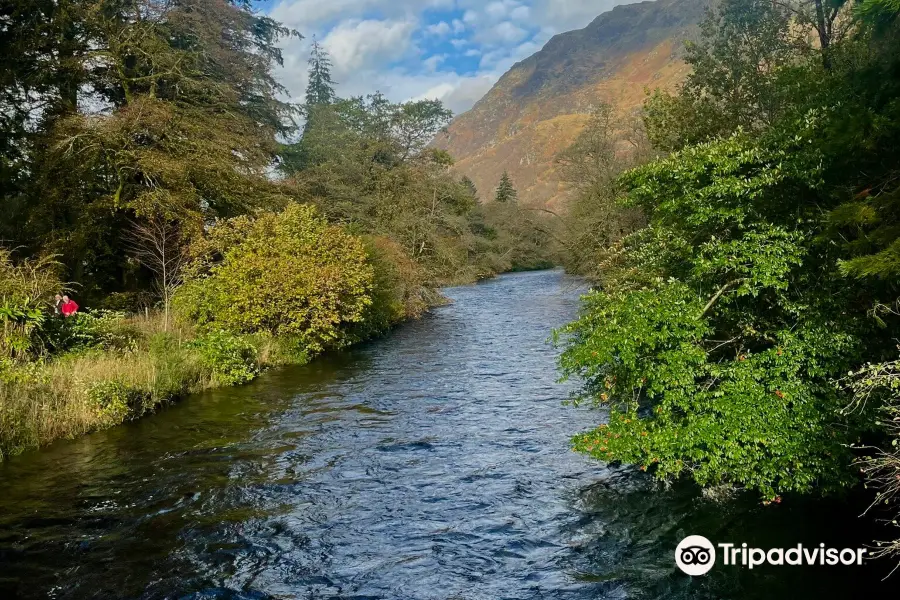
[676,535,716,575]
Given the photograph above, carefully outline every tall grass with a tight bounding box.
[0,311,310,461]
[0,331,212,460]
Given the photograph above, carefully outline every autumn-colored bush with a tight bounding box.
[344,236,435,342]
[174,203,374,353]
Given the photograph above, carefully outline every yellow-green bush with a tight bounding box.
[346,236,433,341]
[174,203,374,353]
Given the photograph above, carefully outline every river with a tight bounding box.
[0,270,894,599]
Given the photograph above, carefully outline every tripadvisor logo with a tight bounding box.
[675,535,867,576]
[676,535,716,575]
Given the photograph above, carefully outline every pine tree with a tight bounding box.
[461,176,478,200]
[280,40,338,174]
[305,39,336,107]
[495,171,517,203]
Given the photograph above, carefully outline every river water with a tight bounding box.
[0,270,894,599]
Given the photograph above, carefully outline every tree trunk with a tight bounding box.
[813,0,832,70]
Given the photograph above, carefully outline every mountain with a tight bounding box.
[433,0,710,207]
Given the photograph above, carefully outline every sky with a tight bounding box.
[259,0,634,116]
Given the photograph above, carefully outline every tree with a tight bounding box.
[305,38,337,107]
[495,171,517,203]
[555,104,648,277]
[461,176,478,201]
[125,218,189,331]
[557,129,878,499]
[392,99,453,160]
[556,1,900,504]
[3,0,299,301]
[174,204,373,354]
[643,0,805,151]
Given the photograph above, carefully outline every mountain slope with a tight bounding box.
[433,0,709,207]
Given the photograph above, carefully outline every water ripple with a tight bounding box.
[0,271,893,599]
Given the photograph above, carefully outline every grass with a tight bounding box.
[0,312,310,461]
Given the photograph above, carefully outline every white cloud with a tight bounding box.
[534,0,629,34]
[510,5,531,21]
[322,18,417,72]
[425,21,452,36]
[485,1,511,20]
[411,75,498,113]
[270,0,454,29]
[423,54,448,73]
[476,21,529,45]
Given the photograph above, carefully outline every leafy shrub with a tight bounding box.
[556,132,876,499]
[43,310,142,354]
[345,236,431,341]
[188,330,258,386]
[174,203,374,354]
[86,380,149,422]
[0,298,47,359]
[0,250,61,359]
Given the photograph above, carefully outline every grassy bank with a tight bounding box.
[0,223,455,461]
[0,312,280,459]
[0,296,440,461]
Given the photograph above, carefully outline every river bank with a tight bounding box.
[0,295,442,462]
[0,270,894,599]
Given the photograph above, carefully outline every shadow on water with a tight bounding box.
[0,270,895,599]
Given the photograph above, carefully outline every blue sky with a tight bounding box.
[258,0,633,115]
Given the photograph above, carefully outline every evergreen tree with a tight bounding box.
[305,39,337,107]
[495,171,517,203]
[461,176,479,200]
[280,40,339,174]
[1,0,298,299]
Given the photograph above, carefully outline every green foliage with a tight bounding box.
[283,88,542,283]
[346,236,433,342]
[494,171,518,203]
[856,0,900,26]
[555,104,649,277]
[175,203,373,353]
[188,330,258,387]
[86,380,150,422]
[557,124,883,498]
[558,0,900,509]
[147,333,207,400]
[2,0,298,302]
[44,310,141,354]
[561,284,862,498]
[305,39,337,107]
[0,249,61,359]
[461,176,479,201]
